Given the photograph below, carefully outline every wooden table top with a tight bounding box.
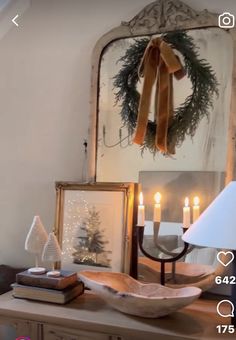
[0,291,234,339]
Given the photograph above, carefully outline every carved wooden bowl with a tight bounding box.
[79,271,201,318]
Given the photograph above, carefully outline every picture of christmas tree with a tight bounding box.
[72,206,111,267]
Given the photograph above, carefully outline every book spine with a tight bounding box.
[16,275,77,290]
[12,283,84,304]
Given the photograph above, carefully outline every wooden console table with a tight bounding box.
[0,291,233,339]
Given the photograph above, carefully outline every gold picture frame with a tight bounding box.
[54,182,137,274]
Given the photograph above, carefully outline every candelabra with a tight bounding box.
[134,222,190,286]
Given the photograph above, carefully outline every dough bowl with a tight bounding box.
[79,271,201,318]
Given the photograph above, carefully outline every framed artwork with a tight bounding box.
[54,182,137,274]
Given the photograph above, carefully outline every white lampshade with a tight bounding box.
[182,181,236,250]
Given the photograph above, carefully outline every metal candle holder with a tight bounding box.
[135,222,190,286]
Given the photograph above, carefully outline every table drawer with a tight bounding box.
[43,324,124,340]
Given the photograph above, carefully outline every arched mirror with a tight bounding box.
[88,0,236,291]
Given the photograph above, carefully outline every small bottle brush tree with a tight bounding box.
[73,206,111,267]
[25,216,48,274]
[42,232,62,277]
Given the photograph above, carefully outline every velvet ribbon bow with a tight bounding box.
[133,37,185,154]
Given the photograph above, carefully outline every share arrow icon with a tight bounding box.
[12,14,19,27]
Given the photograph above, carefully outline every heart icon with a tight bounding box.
[217,251,234,267]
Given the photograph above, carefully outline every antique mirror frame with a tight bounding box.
[88,0,236,186]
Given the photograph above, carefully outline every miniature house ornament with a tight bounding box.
[42,232,62,277]
[25,216,48,274]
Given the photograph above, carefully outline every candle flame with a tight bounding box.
[193,196,200,206]
[154,192,161,204]
[139,192,144,205]
[184,197,189,207]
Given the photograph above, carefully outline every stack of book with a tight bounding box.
[12,270,84,304]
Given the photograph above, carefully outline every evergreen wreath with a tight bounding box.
[113,31,218,154]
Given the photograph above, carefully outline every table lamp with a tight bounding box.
[182,181,236,326]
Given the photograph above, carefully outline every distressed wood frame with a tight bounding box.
[87,0,236,185]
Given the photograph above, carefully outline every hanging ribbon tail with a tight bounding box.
[155,41,185,153]
[155,41,185,154]
[167,77,176,155]
[155,61,171,153]
[133,42,159,145]
[133,37,185,153]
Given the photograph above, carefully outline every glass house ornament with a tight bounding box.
[25,216,48,274]
[42,232,62,277]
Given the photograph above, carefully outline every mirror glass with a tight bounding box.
[95,27,233,287]
[97,28,232,182]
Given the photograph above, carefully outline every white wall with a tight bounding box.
[0,0,235,267]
